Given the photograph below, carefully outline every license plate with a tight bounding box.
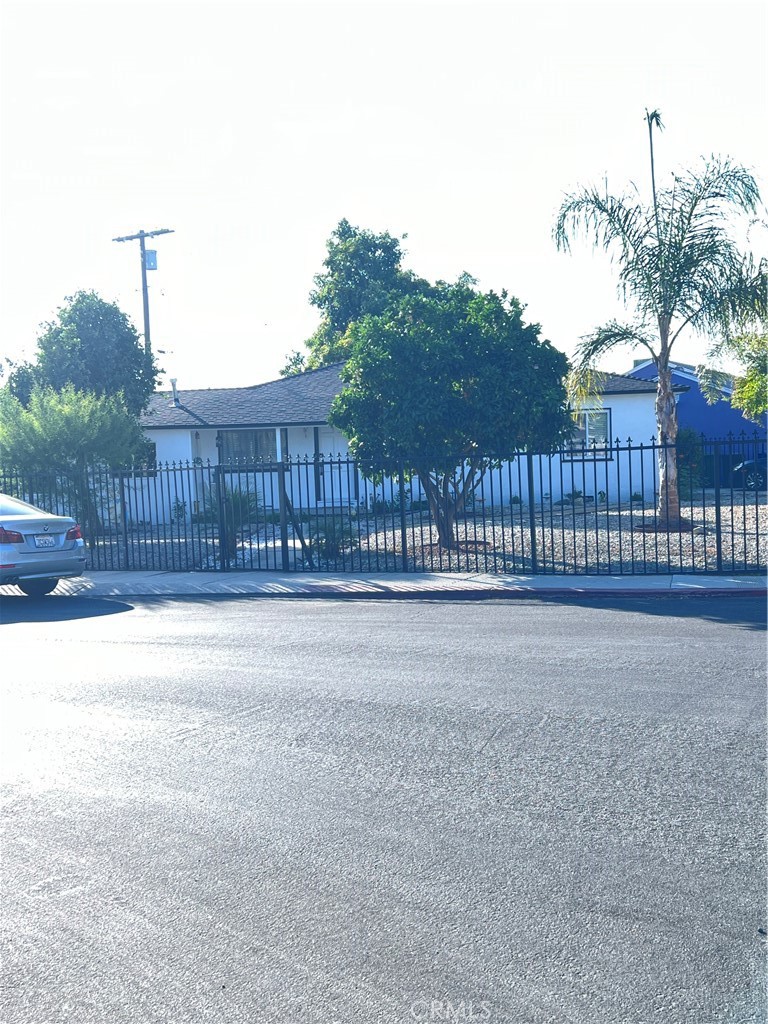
[34,535,56,549]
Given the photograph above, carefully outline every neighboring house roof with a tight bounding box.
[629,358,732,395]
[141,364,345,429]
[627,358,765,440]
[141,365,668,432]
[591,372,676,396]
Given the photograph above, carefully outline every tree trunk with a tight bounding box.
[655,361,681,525]
[77,463,102,550]
[421,474,457,549]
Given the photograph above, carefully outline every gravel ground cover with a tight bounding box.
[83,494,767,576]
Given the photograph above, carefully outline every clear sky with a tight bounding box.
[2,0,766,391]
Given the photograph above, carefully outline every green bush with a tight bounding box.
[309,518,360,560]
[676,428,704,493]
[203,485,261,556]
[368,497,394,516]
[204,485,261,524]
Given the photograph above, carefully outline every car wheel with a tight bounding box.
[745,468,766,490]
[18,579,59,598]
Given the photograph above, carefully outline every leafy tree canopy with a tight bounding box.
[329,282,570,546]
[279,350,308,377]
[0,384,147,472]
[7,290,158,414]
[283,219,431,373]
[698,330,768,423]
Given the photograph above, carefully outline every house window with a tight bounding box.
[219,429,277,464]
[564,409,613,460]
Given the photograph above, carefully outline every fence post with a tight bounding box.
[526,452,538,574]
[713,440,723,572]
[398,467,409,571]
[119,471,130,570]
[215,464,229,572]
[278,461,291,572]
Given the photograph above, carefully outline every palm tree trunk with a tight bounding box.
[655,363,681,525]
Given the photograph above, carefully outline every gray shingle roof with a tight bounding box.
[141,364,345,429]
[596,372,686,395]
[141,364,674,431]
[596,372,654,394]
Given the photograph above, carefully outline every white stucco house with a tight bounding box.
[137,363,677,519]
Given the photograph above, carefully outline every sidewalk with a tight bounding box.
[42,569,768,599]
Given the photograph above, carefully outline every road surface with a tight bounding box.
[1,595,765,1023]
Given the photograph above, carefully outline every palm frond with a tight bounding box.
[555,188,646,256]
[695,364,732,404]
[566,365,603,414]
[554,188,662,316]
[566,322,658,414]
[573,321,658,371]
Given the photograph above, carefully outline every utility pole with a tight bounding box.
[112,227,174,368]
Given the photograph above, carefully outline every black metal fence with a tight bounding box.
[1,434,765,576]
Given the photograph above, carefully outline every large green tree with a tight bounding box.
[7,291,158,414]
[282,219,429,374]
[555,110,765,524]
[330,282,571,547]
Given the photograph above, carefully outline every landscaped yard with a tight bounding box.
[82,493,767,576]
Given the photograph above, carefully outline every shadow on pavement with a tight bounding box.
[495,592,768,632]
[0,594,135,625]
[429,591,767,632]
[47,590,766,632]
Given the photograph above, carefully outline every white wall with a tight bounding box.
[150,428,194,464]
[137,393,660,523]
[604,393,658,446]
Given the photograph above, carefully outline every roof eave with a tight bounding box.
[143,419,331,430]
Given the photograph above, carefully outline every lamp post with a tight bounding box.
[112,227,174,368]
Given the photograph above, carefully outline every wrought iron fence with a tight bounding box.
[1,434,765,575]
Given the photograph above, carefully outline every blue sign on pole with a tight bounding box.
[145,250,158,270]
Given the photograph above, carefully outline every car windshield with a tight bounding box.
[0,494,47,516]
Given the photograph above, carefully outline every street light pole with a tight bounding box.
[112,227,174,368]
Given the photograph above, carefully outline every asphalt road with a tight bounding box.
[1,595,766,1024]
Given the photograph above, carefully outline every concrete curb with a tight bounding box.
[2,570,759,602]
[60,588,767,602]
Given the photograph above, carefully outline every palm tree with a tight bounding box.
[555,111,766,525]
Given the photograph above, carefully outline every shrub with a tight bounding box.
[171,498,187,523]
[309,518,360,561]
[676,428,704,493]
[204,485,261,556]
[368,497,394,516]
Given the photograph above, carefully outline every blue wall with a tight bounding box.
[628,364,766,442]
